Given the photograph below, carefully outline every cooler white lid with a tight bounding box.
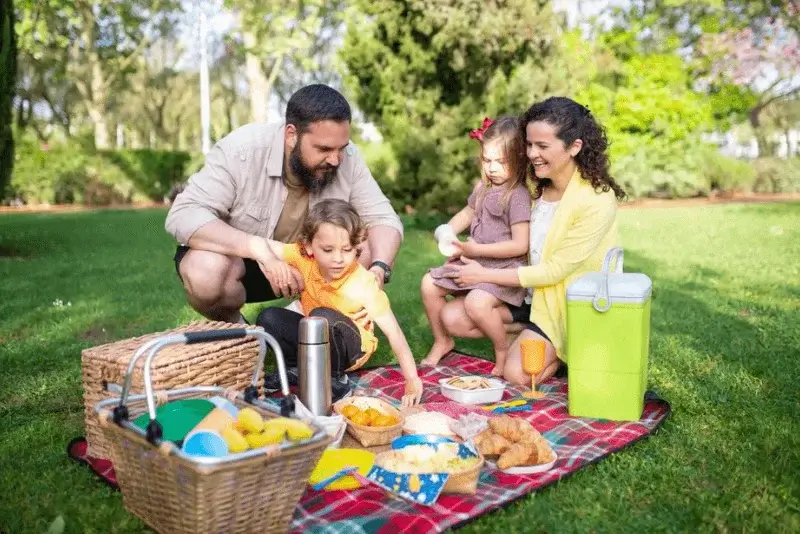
[567,272,652,304]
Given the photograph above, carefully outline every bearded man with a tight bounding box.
[165,84,403,324]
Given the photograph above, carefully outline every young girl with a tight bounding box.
[438,97,626,386]
[255,198,423,407]
[420,116,531,375]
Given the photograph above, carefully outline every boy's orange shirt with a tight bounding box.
[282,243,391,370]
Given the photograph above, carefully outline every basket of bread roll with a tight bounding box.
[473,415,557,474]
[333,396,404,447]
[401,411,459,440]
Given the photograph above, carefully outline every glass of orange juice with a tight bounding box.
[521,339,546,399]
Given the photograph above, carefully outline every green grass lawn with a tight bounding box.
[1,202,799,533]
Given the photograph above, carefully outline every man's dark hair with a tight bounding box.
[285,84,352,133]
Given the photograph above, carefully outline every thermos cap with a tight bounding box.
[298,316,329,344]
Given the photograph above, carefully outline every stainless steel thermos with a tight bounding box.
[297,316,332,416]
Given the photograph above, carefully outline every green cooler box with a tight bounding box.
[565,247,653,421]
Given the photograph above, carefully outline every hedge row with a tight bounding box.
[7,139,193,206]
[5,139,800,208]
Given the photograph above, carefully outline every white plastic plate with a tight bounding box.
[486,453,557,474]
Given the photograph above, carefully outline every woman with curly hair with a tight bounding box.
[440,97,626,385]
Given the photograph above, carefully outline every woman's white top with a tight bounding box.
[524,198,560,304]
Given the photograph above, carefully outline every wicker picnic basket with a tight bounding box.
[82,320,263,458]
[333,396,405,447]
[94,327,332,534]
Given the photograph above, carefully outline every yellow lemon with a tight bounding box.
[350,412,370,426]
[219,426,248,453]
[264,417,314,441]
[341,404,360,419]
[364,408,383,425]
[284,420,313,441]
[246,426,285,448]
[372,415,396,428]
[237,407,265,434]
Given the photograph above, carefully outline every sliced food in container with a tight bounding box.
[439,375,506,404]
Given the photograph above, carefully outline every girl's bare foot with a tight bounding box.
[420,338,455,367]
[491,348,507,377]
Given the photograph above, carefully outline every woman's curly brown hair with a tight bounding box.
[520,97,626,200]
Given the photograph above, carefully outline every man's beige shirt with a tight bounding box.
[165,122,404,246]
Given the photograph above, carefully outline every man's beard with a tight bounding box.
[289,143,338,193]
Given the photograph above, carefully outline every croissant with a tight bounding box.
[489,415,536,442]
[534,438,555,463]
[497,442,537,469]
[474,430,511,456]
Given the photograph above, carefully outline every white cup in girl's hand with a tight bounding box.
[435,224,458,256]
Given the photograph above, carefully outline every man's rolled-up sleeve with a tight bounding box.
[347,145,404,239]
[165,143,237,244]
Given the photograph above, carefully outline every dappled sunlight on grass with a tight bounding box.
[1,203,799,532]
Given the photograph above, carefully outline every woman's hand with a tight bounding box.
[442,256,487,287]
[401,376,424,407]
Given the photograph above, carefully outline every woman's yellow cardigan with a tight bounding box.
[518,174,620,362]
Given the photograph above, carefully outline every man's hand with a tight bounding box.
[369,265,386,290]
[248,235,304,298]
[350,307,370,329]
[257,259,304,298]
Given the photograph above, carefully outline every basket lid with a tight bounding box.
[567,272,652,304]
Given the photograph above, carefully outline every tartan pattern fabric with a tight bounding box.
[69,351,670,533]
[289,351,671,534]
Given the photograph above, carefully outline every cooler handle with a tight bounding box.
[592,247,624,313]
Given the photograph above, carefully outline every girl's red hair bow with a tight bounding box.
[469,117,494,141]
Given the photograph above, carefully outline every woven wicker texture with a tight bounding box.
[333,396,405,447]
[98,390,331,534]
[82,321,263,458]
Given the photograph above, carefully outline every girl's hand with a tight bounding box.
[442,256,486,287]
[401,376,424,407]
[450,238,479,258]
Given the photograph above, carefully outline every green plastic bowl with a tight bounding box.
[132,398,216,443]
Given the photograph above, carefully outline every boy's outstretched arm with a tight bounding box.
[372,308,424,407]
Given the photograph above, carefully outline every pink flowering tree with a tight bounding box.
[698,7,800,154]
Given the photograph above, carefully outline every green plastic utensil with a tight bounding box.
[132,398,216,443]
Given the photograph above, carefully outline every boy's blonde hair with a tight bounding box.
[298,199,367,255]
[475,115,528,209]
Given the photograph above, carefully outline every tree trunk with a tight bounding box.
[748,106,769,158]
[243,30,270,123]
[16,97,26,128]
[89,61,110,149]
[0,0,17,197]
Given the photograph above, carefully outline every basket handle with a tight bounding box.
[114,328,295,444]
[592,247,624,313]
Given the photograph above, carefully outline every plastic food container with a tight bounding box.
[438,376,506,405]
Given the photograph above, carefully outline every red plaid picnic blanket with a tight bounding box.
[291,351,671,533]
[68,351,670,533]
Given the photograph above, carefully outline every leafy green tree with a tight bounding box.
[603,0,799,155]
[225,0,346,123]
[14,0,180,149]
[340,0,565,211]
